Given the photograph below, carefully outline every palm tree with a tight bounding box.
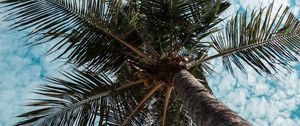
[1,0,300,125]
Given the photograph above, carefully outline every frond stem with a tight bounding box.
[122,82,164,125]
[106,30,151,60]
[43,0,151,61]
[187,33,300,69]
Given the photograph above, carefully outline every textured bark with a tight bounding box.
[172,70,252,126]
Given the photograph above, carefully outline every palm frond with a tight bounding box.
[189,4,300,76]
[16,69,144,126]
[0,0,148,73]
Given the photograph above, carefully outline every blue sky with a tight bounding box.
[0,0,300,126]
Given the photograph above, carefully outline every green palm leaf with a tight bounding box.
[1,0,146,73]
[189,3,300,76]
[15,69,144,126]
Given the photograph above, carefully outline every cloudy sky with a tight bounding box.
[0,0,300,126]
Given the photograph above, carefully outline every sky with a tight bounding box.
[0,0,300,126]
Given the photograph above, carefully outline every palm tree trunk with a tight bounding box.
[172,69,252,126]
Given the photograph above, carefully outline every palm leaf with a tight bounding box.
[16,69,144,126]
[0,0,148,73]
[189,3,300,76]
